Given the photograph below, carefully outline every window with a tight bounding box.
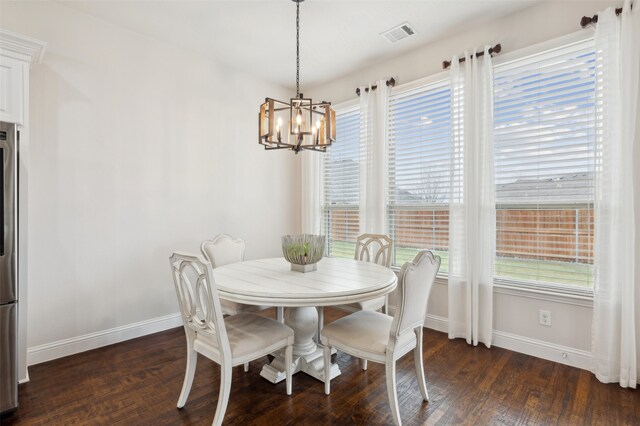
[388,80,451,271]
[323,105,360,258]
[493,39,596,290]
[321,37,596,292]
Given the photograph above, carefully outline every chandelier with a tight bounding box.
[259,0,335,154]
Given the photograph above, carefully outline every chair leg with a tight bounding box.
[361,359,368,370]
[385,355,402,426]
[323,344,331,395]
[177,331,197,408]
[243,362,249,373]
[285,344,293,396]
[277,307,284,323]
[414,327,429,401]
[212,364,232,426]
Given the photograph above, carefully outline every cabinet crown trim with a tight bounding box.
[0,29,47,65]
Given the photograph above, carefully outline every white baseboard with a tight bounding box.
[26,307,592,373]
[424,313,448,333]
[492,330,592,371]
[409,309,592,371]
[27,312,183,367]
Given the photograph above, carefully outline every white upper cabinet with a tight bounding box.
[0,29,47,125]
[0,55,25,124]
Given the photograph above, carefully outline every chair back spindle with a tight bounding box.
[355,234,393,267]
[169,253,229,358]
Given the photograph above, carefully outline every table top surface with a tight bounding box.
[213,257,397,307]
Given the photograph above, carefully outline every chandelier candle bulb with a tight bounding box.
[277,117,282,141]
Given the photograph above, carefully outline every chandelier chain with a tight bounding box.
[296,0,300,96]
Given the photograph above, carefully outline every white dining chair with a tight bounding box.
[339,233,393,313]
[201,234,284,321]
[170,252,294,426]
[325,233,393,369]
[321,250,441,426]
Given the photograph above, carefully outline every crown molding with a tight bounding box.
[0,28,47,65]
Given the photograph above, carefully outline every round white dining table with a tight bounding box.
[212,257,397,383]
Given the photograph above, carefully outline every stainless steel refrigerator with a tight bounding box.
[0,121,18,414]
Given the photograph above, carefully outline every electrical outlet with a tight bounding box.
[539,310,551,327]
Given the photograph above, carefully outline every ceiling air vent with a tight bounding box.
[380,22,416,43]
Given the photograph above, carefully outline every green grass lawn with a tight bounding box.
[329,240,592,288]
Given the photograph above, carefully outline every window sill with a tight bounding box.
[493,282,593,307]
[390,268,594,307]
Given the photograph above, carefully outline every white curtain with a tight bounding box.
[302,79,390,238]
[448,48,496,348]
[358,80,390,235]
[592,0,639,389]
[301,150,323,235]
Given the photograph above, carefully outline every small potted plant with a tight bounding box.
[282,234,325,272]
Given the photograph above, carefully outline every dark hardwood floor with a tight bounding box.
[2,308,639,425]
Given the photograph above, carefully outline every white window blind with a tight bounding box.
[493,38,596,290]
[323,106,360,258]
[388,80,451,270]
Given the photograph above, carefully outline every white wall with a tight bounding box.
[0,1,300,374]
[309,0,611,103]
[310,0,611,369]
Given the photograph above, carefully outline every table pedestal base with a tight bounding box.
[260,347,341,383]
[260,306,341,383]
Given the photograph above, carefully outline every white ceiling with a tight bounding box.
[59,0,542,90]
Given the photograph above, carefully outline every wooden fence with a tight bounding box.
[327,207,594,263]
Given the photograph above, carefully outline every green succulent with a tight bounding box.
[286,242,309,258]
